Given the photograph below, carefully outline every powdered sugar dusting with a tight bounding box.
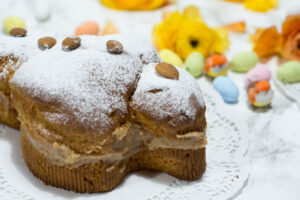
[11,48,143,133]
[80,35,161,64]
[0,34,160,64]
[9,35,204,133]
[0,35,39,60]
[131,63,205,121]
[0,35,41,83]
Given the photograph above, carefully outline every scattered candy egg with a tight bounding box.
[102,21,119,35]
[33,0,52,21]
[75,21,99,36]
[158,49,183,67]
[244,64,271,88]
[205,54,230,78]
[277,61,300,83]
[184,52,205,78]
[3,16,25,34]
[230,51,258,73]
[248,81,273,107]
[213,76,239,104]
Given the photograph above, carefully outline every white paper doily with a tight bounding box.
[0,91,249,200]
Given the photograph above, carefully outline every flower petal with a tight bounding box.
[252,26,281,58]
[100,0,167,10]
[244,0,278,12]
[183,5,204,23]
[220,21,246,33]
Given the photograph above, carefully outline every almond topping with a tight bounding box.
[62,36,81,51]
[38,36,57,50]
[9,28,27,37]
[106,40,123,54]
[155,63,179,80]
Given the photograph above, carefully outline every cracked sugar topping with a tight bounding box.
[131,63,205,121]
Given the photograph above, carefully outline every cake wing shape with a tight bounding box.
[11,50,143,133]
[4,35,207,193]
[0,36,40,128]
[0,34,160,129]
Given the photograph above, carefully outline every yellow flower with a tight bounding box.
[153,6,229,59]
[244,0,278,12]
[100,0,168,10]
[223,0,279,12]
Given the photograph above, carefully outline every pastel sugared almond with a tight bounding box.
[9,28,27,37]
[38,36,57,50]
[62,36,81,51]
[106,40,123,54]
[155,63,179,80]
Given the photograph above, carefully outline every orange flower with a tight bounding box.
[252,26,281,58]
[252,14,300,61]
[281,15,300,61]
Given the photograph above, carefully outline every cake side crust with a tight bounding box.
[21,127,206,193]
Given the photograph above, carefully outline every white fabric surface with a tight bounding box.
[1,0,300,199]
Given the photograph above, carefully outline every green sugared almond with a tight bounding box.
[277,61,300,83]
[231,51,258,73]
[184,52,204,78]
